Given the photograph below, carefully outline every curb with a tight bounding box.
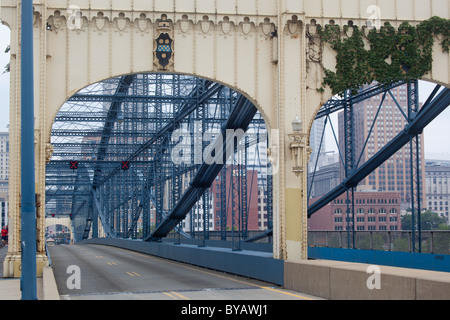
[42,266,60,300]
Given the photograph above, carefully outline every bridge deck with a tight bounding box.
[48,244,318,300]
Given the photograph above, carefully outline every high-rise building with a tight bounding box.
[338,84,426,209]
[425,160,450,224]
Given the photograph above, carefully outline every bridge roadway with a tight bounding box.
[48,244,320,300]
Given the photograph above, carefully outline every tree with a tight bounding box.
[401,210,448,230]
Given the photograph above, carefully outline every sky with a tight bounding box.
[0,24,448,160]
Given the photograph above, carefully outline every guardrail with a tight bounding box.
[308,230,450,255]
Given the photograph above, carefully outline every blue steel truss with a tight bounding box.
[308,81,450,252]
[45,74,273,245]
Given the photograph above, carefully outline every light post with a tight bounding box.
[20,0,37,300]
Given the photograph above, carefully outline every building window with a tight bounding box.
[389,208,397,214]
[334,209,342,215]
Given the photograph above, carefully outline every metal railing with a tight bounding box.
[308,230,450,255]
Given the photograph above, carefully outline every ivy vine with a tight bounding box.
[318,16,450,95]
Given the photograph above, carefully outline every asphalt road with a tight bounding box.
[48,244,320,301]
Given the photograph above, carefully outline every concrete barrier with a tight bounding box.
[42,266,60,300]
[284,259,450,300]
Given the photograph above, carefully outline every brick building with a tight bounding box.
[308,189,402,231]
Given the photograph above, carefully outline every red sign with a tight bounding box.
[121,161,130,170]
[70,161,78,170]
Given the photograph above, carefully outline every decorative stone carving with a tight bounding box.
[345,21,355,38]
[287,15,301,38]
[153,15,174,71]
[49,11,65,33]
[136,13,150,35]
[240,17,252,36]
[200,16,212,36]
[114,12,129,35]
[45,143,54,164]
[179,15,191,34]
[306,19,322,63]
[260,18,275,39]
[221,16,232,35]
[93,12,108,34]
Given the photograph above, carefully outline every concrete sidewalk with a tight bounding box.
[0,246,47,300]
[0,278,44,300]
[0,279,21,300]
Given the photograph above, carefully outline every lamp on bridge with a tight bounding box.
[288,116,306,177]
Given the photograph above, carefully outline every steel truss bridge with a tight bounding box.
[46,73,272,250]
[308,80,450,253]
[46,74,450,253]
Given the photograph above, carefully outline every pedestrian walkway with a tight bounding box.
[0,246,20,300]
[0,246,19,299]
[0,246,45,300]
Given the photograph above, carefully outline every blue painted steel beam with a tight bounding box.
[20,0,37,300]
[308,87,450,217]
[94,81,223,188]
[315,81,405,119]
[92,75,134,186]
[146,96,257,241]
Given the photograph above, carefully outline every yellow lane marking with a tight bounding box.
[261,286,314,300]
[132,272,141,277]
[170,291,189,300]
[106,262,118,266]
[126,272,135,277]
[163,292,177,300]
[131,251,314,300]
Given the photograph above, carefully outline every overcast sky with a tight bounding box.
[0,24,448,160]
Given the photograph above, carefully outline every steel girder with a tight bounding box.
[46,74,270,244]
[145,95,257,241]
[308,85,450,218]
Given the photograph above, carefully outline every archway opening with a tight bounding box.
[46,73,274,250]
[306,80,450,254]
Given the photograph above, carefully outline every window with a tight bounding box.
[389,208,397,214]
[379,208,386,214]
[334,209,342,215]
[357,208,364,214]
[367,208,375,214]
